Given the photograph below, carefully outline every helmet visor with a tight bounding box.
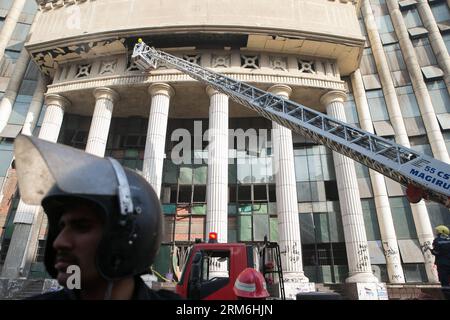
[14,135,119,205]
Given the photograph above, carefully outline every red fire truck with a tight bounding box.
[175,233,284,300]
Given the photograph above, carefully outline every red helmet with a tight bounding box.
[233,268,270,299]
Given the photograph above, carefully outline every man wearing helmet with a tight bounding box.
[13,135,180,300]
[233,268,269,300]
[429,225,450,288]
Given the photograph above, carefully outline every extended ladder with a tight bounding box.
[132,40,450,208]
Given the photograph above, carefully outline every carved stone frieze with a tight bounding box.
[30,38,126,76]
[211,55,231,68]
[241,55,259,69]
[269,56,288,71]
[99,59,117,75]
[52,49,342,92]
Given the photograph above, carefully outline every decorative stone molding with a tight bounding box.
[183,54,201,65]
[44,93,71,111]
[298,60,315,74]
[93,87,119,102]
[148,83,175,98]
[269,56,288,71]
[52,50,341,87]
[37,0,92,11]
[268,84,292,98]
[206,85,221,98]
[47,72,346,95]
[328,0,359,5]
[31,39,341,84]
[126,60,140,72]
[75,63,92,78]
[30,37,126,76]
[327,0,361,11]
[99,59,118,75]
[319,90,347,107]
[211,54,231,68]
[241,55,259,69]
[55,54,124,83]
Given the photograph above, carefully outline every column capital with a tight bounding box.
[148,83,175,98]
[206,86,225,98]
[93,87,119,102]
[268,84,292,98]
[320,90,347,107]
[44,93,71,110]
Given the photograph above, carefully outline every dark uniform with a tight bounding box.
[27,276,181,300]
[430,234,450,287]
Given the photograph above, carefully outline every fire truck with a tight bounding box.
[175,232,285,300]
[131,39,450,299]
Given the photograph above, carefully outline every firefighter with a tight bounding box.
[429,225,450,287]
[233,268,269,300]
[14,135,180,300]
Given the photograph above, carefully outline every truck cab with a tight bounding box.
[176,241,258,300]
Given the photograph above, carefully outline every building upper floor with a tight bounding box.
[27,0,364,78]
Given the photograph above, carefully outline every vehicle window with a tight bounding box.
[201,250,230,281]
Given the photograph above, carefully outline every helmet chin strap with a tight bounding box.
[104,281,114,300]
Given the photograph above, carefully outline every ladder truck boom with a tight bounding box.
[132,40,450,209]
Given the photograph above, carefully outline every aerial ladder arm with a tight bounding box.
[132,40,450,209]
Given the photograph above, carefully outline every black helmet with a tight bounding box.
[14,135,163,280]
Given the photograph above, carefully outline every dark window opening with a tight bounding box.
[193,185,206,203]
[325,181,339,201]
[238,185,252,201]
[268,185,276,202]
[123,135,142,147]
[331,243,348,265]
[178,186,192,203]
[229,186,237,202]
[253,185,267,201]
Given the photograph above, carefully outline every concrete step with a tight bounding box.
[314,283,346,298]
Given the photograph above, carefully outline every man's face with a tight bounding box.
[53,206,104,289]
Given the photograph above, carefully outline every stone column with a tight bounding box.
[0,48,31,133]
[351,70,405,283]
[21,74,47,136]
[321,91,378,283]
[1,94,69,278]
[386,0,442,282]
[386,0,449,163]
[0,0,27,62]
[38,94,69,142]
[0,9,42,133]
[361,0,409,145]
[142,83,174,197]
[205,86,228,244]
[85,87,119,157]
[269,84,310,298]
[417,0,450,96]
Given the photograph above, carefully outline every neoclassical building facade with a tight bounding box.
[0,0,449,298]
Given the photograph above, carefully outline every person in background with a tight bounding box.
[429,225,450,288]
